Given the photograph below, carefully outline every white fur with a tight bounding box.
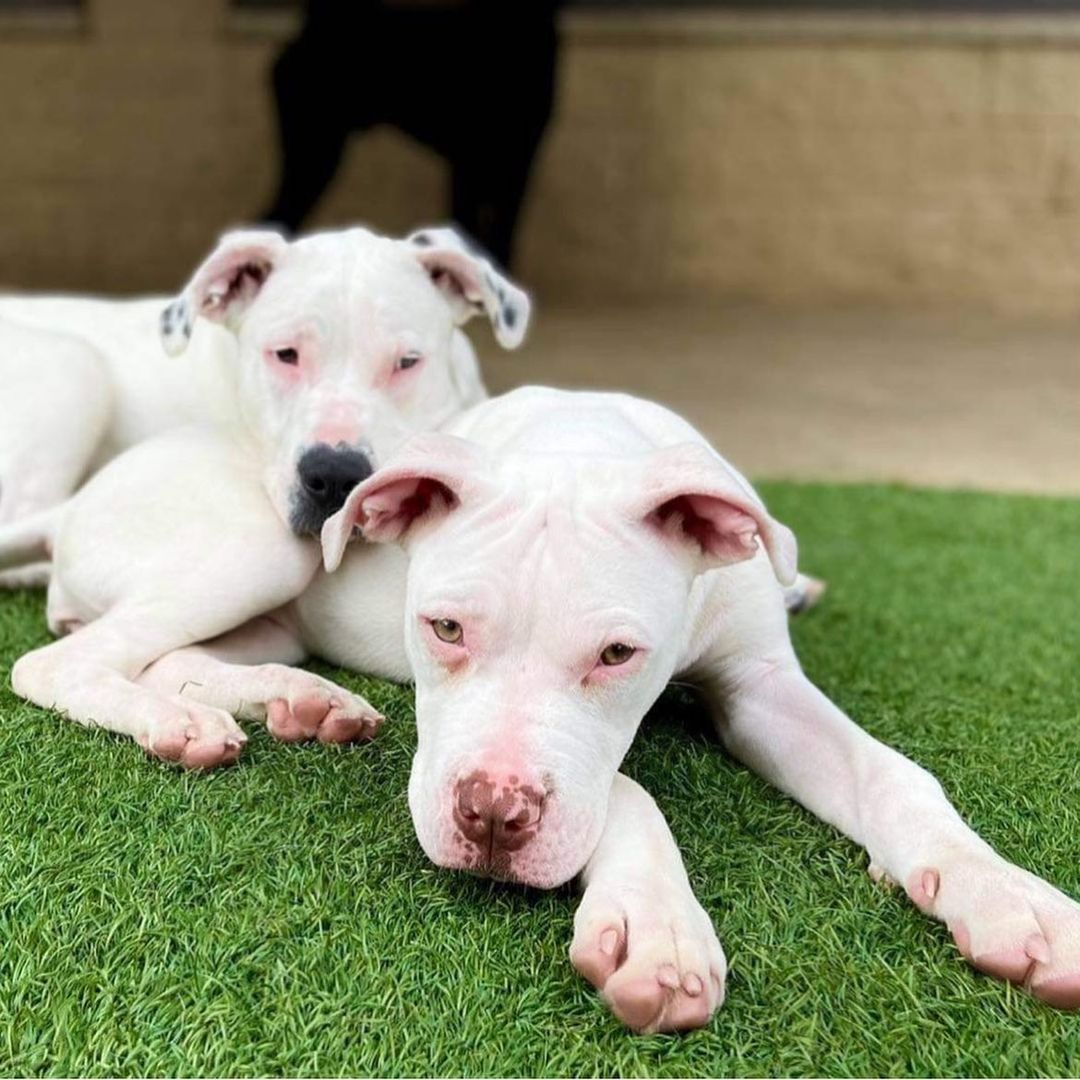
[5,386,1080,1033]
[0,224,529,578]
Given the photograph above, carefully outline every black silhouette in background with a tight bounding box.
[261,0,562,269]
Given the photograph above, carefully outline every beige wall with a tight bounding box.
[5,2,1080,316]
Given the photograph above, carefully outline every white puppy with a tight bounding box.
[5,386,1079,1034]
[0,223,528,586]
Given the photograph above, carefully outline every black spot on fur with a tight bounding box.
[502,305,517,329]
[160,304,179,337]
[412,232,433,247]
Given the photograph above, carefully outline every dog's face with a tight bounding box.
[160,226,529,534]
[322,434,797,889]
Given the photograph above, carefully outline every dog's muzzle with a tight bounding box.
[289,443,374,536]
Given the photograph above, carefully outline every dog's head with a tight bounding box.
[321,421,796,888]
[160,225,529,535]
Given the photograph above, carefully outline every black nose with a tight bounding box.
[295,444,374,518]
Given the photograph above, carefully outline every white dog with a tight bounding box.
[5,386,1079,1034]
[0,223,528,587]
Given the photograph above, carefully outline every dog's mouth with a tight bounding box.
[431,825,587,891]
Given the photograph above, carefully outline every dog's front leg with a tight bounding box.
[138,614,382,745]
[570,773,727,1033]
[708,658,1080,1008]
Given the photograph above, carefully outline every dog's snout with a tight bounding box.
[453,769,545,857]
[296,445,373,517]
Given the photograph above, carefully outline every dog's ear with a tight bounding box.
[160,229,288,356]
[633,443,798,586]
[407,226,531,350]
[320,434,490,572]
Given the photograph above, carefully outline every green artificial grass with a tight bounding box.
[0,481,1079,1077]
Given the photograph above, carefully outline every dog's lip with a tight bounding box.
[437,848,580,891]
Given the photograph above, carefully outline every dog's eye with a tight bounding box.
[396,351,422,372]
[431,618,463,645]
[275,347,299,365]
[600,642,636,666]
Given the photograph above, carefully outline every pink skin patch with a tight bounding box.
[138,727,245,770]
[604,973,716,1033]
[571,926,626,990]
[266,696,381,744]
[583,648,646,687]
[908,868,1066,998]
[264,346,305,385]
[451,768,545,880]
[314,401,364,448]
[570,919,722,1033]
[1032,975,1080,1009]
[444,764,544,881]
[905,867,940,912]
[423,619,470,671]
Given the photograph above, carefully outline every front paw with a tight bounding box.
[139,698,247,769]
[907,851,1080,1008]
[570,880,726,1033]
[266,689,382,745]
[246,665,382,744]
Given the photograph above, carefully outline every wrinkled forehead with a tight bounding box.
[409,483,686,627]
[250,230,447,333]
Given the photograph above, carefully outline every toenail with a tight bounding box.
[923,869,939,900]
[599,929,620,956]
[683,973,704,996]
[658,964,681,990]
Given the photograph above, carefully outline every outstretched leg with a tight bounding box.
[697,599,1080,1008]
[571,774,727,1033]
[11,429,324,767]
[12,605,249,768]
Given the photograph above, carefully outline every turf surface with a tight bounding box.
[0,481,1078,1077]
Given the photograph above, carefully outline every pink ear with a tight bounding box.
[639,444,798,585]
[358,475,459,542]
[160,229,287,356]
[319,433,489,572]
[651,494,761,564]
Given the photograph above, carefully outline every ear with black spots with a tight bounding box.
[160,229,288,356]
[408,226,531,350]
[319,433,492,572]
[634,443,798,586]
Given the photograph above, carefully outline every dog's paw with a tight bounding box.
[783,572,826,615]
[907,851,1080,1008]
[570,881,726,1033]
[259,668,382,745]
[139,698,246,769]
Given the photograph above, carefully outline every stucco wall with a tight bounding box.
[3,2,1080,316]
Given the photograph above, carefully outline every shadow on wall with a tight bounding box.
[2,0,1080,316]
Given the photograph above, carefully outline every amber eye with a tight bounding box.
[396,351,422,371]
[432,618,463,645]
[275,347,299,365]
[600,643,636,666]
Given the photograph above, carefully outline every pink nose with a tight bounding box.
[453,769,545,855]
